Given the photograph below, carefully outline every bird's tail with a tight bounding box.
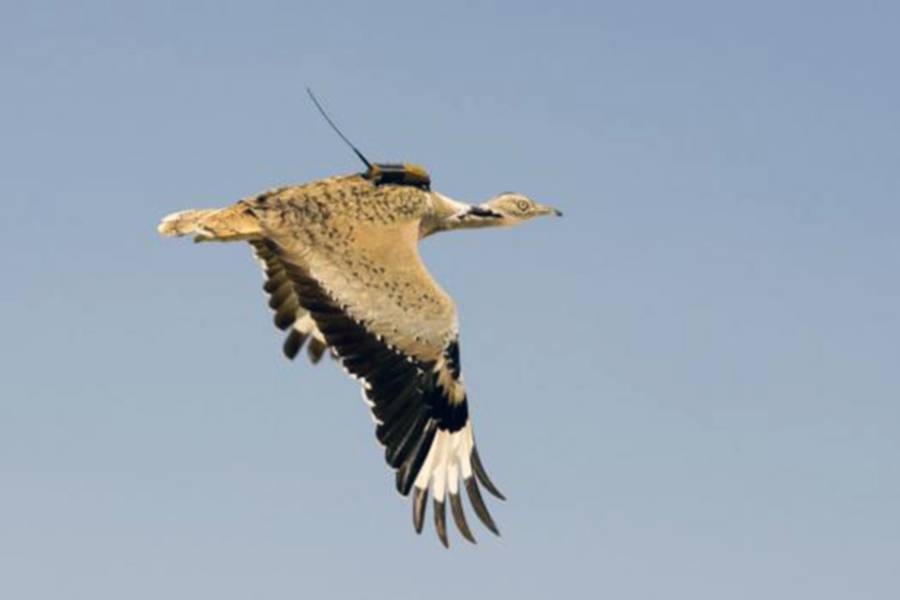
[157,204,262,242]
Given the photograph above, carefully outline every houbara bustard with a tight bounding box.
[157,93,561,546]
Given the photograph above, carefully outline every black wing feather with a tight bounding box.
[249,240,333,364]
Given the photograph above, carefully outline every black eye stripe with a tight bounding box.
[467,206,503,219]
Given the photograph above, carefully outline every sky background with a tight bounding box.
[2,1,899,598]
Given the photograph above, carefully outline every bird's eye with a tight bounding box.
[516,199,531,212]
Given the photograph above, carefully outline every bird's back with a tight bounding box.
[245,175,453,361]
[243,174,430,234]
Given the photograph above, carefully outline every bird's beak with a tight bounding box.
[539,204,563,217]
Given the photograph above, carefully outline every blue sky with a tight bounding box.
[2,1,898,598]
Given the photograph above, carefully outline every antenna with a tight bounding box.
[306,87,373,171]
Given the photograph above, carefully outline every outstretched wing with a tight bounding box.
[249,240,330,363]
[254,210,504,546]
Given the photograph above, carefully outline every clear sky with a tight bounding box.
[2,1,898,598]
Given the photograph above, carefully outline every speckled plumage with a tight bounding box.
[158,169,560,546]
[242,175,457,363]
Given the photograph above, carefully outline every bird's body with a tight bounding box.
[158,170,560,546]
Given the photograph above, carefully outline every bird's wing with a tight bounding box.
[249,240,330,363]
[255,215,504,546]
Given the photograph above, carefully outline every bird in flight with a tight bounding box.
[157,94,561,546]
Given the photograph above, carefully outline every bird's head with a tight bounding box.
[460,193,562,227]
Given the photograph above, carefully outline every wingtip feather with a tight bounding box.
[465,477,500,536]
[413,487,428,534]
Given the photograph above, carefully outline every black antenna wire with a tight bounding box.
[306,87,373,171]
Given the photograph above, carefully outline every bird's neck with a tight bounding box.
[422,194,506,238]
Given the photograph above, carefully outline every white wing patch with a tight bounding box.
[414,423,474,497]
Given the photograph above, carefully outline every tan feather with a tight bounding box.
[158,203,261,242]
